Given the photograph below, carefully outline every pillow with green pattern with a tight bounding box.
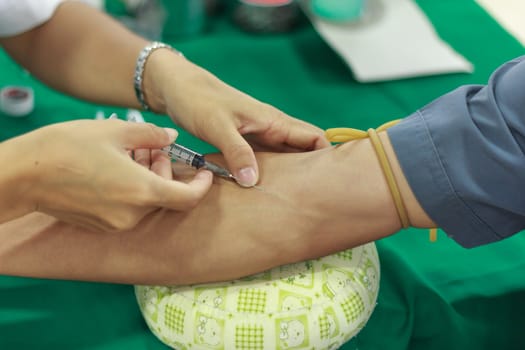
[136,242,379,350]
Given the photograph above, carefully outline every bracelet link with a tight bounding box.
[134,41,183,111]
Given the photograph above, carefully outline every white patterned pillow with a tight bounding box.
[136,242,379,350]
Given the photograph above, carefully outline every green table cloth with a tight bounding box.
[1,1,524,349]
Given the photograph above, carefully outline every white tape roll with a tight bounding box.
[0,86,34,117]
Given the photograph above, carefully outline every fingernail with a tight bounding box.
[163,128,178,142]
[236,167,257,187]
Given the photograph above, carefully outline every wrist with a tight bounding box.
[302,141,401,252]
[379,132,436,228]
[137,43,185,113]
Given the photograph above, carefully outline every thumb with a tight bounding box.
[216,131,259,187]
[152,170,214,210]
[116,121,178,149]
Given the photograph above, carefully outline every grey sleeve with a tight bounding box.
[387,56,525,248]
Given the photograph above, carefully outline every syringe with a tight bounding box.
[123,109,234,180]
[162,143,235,180]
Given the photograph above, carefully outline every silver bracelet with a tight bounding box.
[134,42,183,111]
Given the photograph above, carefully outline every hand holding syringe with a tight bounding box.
[123,109,235,181]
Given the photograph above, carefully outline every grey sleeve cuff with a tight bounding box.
[387,56,525,248]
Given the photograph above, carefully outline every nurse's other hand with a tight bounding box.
[142,49,331,187]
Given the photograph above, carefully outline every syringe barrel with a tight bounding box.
[163,143,206,169]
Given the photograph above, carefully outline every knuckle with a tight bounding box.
[131,122,167,143]
[144,123,166,139]
[261,102,289,122]
[270,106,288,120]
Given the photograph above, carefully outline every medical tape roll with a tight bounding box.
[0,86,34,117]
[136,242,380,350]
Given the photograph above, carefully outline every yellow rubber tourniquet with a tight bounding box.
[325,121,438,242]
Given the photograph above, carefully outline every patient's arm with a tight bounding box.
[0,132,434,285]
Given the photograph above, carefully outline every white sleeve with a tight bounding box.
[0,0,64,37]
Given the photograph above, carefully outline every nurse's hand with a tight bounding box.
[0,119,212,231]
[142,49,331,187]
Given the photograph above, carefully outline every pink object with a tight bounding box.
[240,0,293,5]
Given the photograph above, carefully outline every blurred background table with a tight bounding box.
[1,1,524,349]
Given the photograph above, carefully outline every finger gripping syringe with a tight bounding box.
[122,110,234,180]
[163,143,234,180]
